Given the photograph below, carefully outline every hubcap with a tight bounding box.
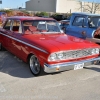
[29,55,40,75]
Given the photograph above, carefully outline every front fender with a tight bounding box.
[86,29,96,38]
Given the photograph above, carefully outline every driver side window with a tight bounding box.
[73,16,86,27]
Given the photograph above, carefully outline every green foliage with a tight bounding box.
[50,13,59,17]
[0,9,12,13]
[22,10,30,15]
[35,12,49,17]
[67,13,72,17]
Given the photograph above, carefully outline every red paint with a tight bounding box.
[0,16,100,67]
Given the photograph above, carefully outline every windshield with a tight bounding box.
[88,16,100,28]
[23,20,62,34]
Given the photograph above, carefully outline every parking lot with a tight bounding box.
[0,51,100,100]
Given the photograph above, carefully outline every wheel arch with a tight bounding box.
[27,53,34,63]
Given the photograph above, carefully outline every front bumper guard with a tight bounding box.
[44,57,100,73]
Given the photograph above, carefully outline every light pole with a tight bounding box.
[80,1,84,12]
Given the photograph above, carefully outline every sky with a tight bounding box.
[0,0,28,9]
[0,0,100,9]
[82,0,100,2]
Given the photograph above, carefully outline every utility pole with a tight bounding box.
[81,1,82,12]
[91,0,94,13]
[81,1,84,12]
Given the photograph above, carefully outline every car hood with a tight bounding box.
[23,33,99,53]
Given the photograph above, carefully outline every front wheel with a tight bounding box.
[29,55,41,76]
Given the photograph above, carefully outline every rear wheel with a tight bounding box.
[29,55,41,76]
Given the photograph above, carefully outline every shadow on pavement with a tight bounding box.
[2,51,100,78]
[0,51,47,78]
[84,65,100,72]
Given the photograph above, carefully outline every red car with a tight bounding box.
[0,16,100,76]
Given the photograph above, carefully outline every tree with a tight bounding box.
[78,1,100,13]
[35,12,49,17]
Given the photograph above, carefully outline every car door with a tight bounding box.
[1,19,14,51]
[66,16,88,39]
[10,19,24,58]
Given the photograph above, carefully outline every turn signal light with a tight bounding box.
[56,68,60,71]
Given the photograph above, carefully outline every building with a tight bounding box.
[26,0,100,14]
[26,0,80,13]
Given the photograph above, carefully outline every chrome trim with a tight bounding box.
[48,48,99,61]
[92,30,95,38]
[0,32,48,54]
[44,57,100,73]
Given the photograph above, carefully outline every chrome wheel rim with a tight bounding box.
[29,55,40,75]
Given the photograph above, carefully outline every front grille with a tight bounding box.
[64,48,95,59]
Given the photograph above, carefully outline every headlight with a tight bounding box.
[48,52,64,61]
[95,48,99,54]
[91,49,96,55]
[57,53,64,59]
[49,53,57,61]
[91,48,99,55]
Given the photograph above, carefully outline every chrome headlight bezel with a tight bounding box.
[95,48,99,54]
[57,52,64,59]
[48,51,64,61]
[91,48,99,55]
[49,53,57,61]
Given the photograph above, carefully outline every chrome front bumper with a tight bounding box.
[44,57,100,73]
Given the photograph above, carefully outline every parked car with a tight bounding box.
[66,12,100,43]
[0,12,7,23]
[59,20,70,33]
[0,16,100,76]
[51,14,67,21]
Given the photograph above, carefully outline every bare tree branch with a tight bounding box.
[78,1,100,14]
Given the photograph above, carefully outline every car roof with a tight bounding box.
[7,16,55,21]
[72,12,100,17]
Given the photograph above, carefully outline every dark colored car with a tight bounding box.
[0,12,7,22]
[59,20,70,32]
[51,14,67,21]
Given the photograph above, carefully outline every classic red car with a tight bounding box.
[0,16,100,76]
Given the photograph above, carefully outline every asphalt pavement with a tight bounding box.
[0,51,100,100]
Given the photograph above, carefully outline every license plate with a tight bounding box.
[74,63,84,70]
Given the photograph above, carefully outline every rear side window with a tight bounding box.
[3,19,12,30]
[12,20,22,33]
[3,19,22,33]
